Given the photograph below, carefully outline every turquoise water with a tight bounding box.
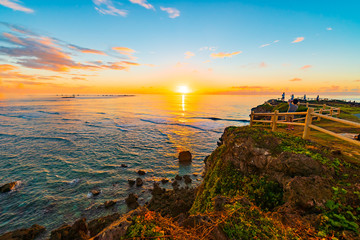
[0,94,272,236]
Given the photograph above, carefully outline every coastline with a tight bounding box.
[1,98,359,240]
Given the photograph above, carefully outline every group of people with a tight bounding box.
[281,92,320,102]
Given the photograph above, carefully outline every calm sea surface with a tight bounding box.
[0,94,358,235]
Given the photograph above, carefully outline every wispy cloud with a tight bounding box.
[326,27,333,31]
[210,51,242,59]
[129,0,154,10]
[112,46,137,60]
[289,78,302,82]
[259,62,267,68]
[69,44,107,55]
[93,0,127,16]
[259,40,279,48]
[0,0,34,13]
[160,7,180,18]
[184,51,195,59]
[292,37,304,43]
[300,65,312,70]
[174,62,188,68]
[0,23,144,73]
[199,46,216,51]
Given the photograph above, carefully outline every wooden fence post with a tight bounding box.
[330,107,333,116]
[306,102,309,108]
[272,110,278,131]
[250,111,254,127]
[303,108,314,139]
[317,108,323,121]
[337,107,341,117]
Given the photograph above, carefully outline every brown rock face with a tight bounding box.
[178,151,192,162]
[0,224,45,240]
[88,213,121,237]
[50,218,89,240]
[135,178,143,187]
[0,182,17,193]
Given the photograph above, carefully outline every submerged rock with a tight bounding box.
[90,189,101,197]
[135,178,143,187]
[0,224,45,240]
[0,182,17,193]
[178,151,192,162]
[121,164,128,168]
[175,175,182,180]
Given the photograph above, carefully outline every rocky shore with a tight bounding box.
[1,103,360,239]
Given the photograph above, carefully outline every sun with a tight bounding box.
[177,85,190,94]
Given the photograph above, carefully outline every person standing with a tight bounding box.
[291,94,294,101]
[287,99,298,130]
[304,94,306,101]
[316,95,320,101]
[281,92,285,101]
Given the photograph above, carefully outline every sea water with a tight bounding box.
[0,94,357,235]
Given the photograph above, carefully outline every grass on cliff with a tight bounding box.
[190,126,359,239]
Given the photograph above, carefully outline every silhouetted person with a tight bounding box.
[287,99,298,130]
[281,92,285,101]
[316,95,320,101]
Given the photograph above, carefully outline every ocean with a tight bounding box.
[0,94,358,235]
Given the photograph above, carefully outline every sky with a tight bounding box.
[0,0,359,95]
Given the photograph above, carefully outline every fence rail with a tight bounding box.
[250,105,360,147]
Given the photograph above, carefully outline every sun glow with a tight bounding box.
[177,85,190,94]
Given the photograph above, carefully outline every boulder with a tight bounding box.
[0,224,45,240]
[90,189,101,196]
[178,151,192,162]
[137,170,146,175]
[183,175,192,184]
[160,178,169,184]
[125,193,139,209]
[104,200,117,208]
[128,179,135,186]
[120,164,128,168]
[175,175,182,180]
[0,182,17,193]
[135,178,143,187]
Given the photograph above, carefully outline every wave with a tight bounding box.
[38,110,60,115]
[0,133,17,138]
[21,136,75,145]
[190,116,250,122]
[140,118,222,133]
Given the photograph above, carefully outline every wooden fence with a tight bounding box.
[250,105,360,147]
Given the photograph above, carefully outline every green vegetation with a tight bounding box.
[125,212,168,239]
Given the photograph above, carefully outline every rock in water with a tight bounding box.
[175,175,182,181]
[135,178,143,187]
[137,170,146,175]
[90,189,101,196]
[0,182,17,193]
[125,193,139,209]
[104,200,117,208]
[161,178,169,184]
[183,175,192,184]
[178,151,192,162]
[128,179,135,186]
[0,224,45,240]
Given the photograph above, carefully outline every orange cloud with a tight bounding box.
[184,51,195,59]
[292,37,304,43]
[0,64,18,71]
[0,24,145,73]
[112,47,137,60]
[300,65,312,70]
[289,78,302,82]
[259,62,267,68]
[211,51,242,59]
